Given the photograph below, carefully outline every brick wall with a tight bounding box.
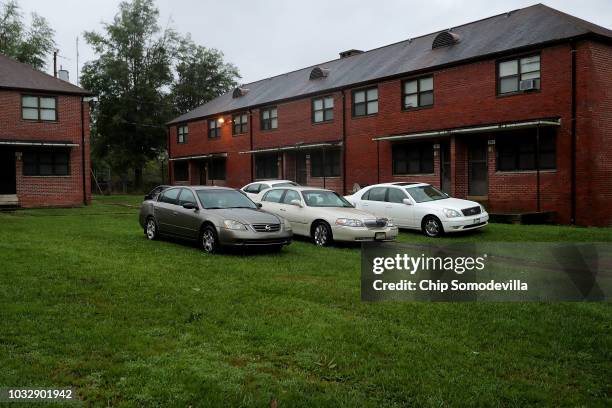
[168,40,611,226]
[0,90,91,207]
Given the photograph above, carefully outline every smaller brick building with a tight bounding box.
[0,54,92,208]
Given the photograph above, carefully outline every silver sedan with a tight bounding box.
[139,186,292,253]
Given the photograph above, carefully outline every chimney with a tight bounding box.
[339,49,364,59]
[58,69,69,82]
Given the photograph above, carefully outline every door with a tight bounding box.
[295,153,307,185]
[155,187,181,234]
[280,189,309,235]
[0,149,16,194]
[385,187,412,227]
[174,188,201,239]
[468,142,488,196]
[440,142,451,194]
[356,186,387,217]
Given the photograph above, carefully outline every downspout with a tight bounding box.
[80,97,87,205]
[570,41,577,224]
[167,127,172,184]
[376,140,380,183]
[322,147,326,189]
[249,108,254,182]
[341,90,347,194]
[536,123,541,212]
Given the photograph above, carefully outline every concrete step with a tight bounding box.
[489,211,555,225]
[0,194,19,207]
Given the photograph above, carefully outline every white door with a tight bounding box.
[356,186,387,218]
[385,187,412,227]
[279,189,309,236]
[259,188,285,216]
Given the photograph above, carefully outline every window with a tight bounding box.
[178,189,197,206]
[260,107,278,130]
[255,153,278,179]
[23,150,69,176]
[403,76,433,109]
[282,189,301,204]
[160,188,180,204]
[208,119,221,138]
[312,96,333,123]
[310,149,340,177]
[352,87,378,116]
[174,161,189,181]
[244,183,262,193]
[387,188,407,203]
[392,143,434,175]
[496,131,556,171]
[363,187,386,202]
[498,55,540,94]
[208,158,226,180]
[22,95,57,121]
[233,113,248,135]
[262,189,284,203]
[177,125,188,144]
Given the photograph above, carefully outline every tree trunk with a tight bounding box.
[134,166,143,192]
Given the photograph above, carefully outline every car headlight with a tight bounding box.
[480,204,486,213]
[335,218,364,227]
[443,208,462,218]
[282,218,292,229]
[386,219,395,227]
[223,219,247,230]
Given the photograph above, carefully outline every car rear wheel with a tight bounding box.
[312,222,333,247]
[145,217,158,240]
[200,225,220,254]
[422,216,443,238]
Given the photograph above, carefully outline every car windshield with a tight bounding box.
[273,182,298,187]
[406,185,449,203]
[196,189,257,209]
[302,190,353,207]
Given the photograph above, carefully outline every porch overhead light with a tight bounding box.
[217,117,225,124]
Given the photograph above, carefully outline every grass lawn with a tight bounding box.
[0,195,610,407]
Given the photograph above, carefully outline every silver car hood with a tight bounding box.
[210,208,282,224]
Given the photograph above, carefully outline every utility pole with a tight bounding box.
[76,37,80,86]
[53,50,57,77]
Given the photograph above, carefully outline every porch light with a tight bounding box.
[217,117,225,124]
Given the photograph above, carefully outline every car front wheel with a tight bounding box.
[200,225,220,253]
[145,217,158,240]
[312,222,333,247]
[422,216,444,238]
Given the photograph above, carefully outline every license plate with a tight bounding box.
[474,218,480,223]
[375,232,386,240]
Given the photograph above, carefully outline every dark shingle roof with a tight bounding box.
[168,3,612,125]
[0,53,92,95]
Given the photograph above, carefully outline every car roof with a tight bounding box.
[373,182,431,188]
[266,186,333,193]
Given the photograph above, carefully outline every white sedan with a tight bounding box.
[345,182,488,237]
[241,180,299,202]
[259,186,398,246]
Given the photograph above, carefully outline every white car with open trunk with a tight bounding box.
[344,182,488,237]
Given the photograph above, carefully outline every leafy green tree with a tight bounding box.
[172,37,239,115]
[81,0,177,188]
[82,0,240,189]
[0,0,55,70]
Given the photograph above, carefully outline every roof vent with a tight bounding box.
[232,87,249,98]
[339,49,364,59]
[309,66,330,80]
[432,31,460,49]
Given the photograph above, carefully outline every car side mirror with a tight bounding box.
[256,203,263,209]
[402,198,413,206]
[182,202,197,210]
[290,199,303,208]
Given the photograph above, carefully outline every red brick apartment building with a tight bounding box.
[0,54,92,208]
[167,4,612,226]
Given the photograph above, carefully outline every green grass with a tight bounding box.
[0,196,610,407]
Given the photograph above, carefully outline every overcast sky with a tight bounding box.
[16,0,612,85]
